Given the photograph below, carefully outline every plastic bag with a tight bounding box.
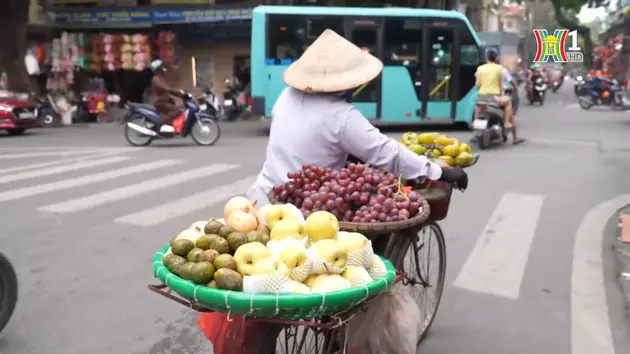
[172,114,185,134]
[347,284,422,354]
[197,312,281,354]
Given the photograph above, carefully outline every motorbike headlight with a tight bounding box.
[576,76,583,81]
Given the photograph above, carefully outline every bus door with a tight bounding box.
[344,18,383,119]
[420,22,462,120]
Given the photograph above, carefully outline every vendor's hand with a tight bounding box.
[439,166,468,191]
[179,89,186,96]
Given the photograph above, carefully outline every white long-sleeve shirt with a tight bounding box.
[247,87,442,206]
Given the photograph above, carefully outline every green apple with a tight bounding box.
[305,211,339,241]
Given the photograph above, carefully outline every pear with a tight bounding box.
[342,265,373,287]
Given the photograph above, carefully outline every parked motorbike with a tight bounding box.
[222,79,244,121]
[32,95,61,126]
[0,252,18,335]
[577,79,627,110]
[197,87,223,120]
[473,97,508,150]
[528,77,547,105]
[123,92,221,147]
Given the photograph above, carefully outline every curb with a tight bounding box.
[616,206,630,305]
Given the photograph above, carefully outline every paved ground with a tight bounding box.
[0,82,629,354]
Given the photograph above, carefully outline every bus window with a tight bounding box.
[459,32,479,100]
[383,18,422,100]
[349,27,378,102]
[267,15,344,64]
[428,29,453,101]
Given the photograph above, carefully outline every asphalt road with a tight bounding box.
[0,82,629,354]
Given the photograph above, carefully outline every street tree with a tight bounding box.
[548,0,609,67]
[0,0,31,91]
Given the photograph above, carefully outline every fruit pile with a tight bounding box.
[271,163,425,223]
[161,197,389,295]
[400,132,476,167]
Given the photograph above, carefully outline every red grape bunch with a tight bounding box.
[271,163,425,223]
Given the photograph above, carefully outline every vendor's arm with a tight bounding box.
[152,76,182,96]
[339,107,442,180]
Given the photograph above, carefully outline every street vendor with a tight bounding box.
[247,29,468,206]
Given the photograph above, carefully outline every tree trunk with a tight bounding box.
[0,1,31,92]
[550,0,592,68]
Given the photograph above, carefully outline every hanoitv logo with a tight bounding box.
[533,29,583,63]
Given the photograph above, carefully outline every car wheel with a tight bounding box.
[6,128,25,136]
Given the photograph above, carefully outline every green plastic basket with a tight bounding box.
[152,245,396,320]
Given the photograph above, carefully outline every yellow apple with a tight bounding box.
[310,274,352,293]
[336,232,368,254]
[303,274,319,288]
[311,239,347,270]
[264,204,303,229]
[342,265,373,286]
[270,219,303,241]
[278,244,308,268]
[249,257,289,276]
[305,211,339,241]
[233,242,272,276]
[287,280,311,294]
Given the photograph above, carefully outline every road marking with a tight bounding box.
[571,195,626,354]
[453,192,545,299]
[0,159,181,203]
[0,150,99,160]
[528,137,598,149]
[115,175,257,227]
[39,164,240,213]
[0,153,121,175]
[0,156,132,184]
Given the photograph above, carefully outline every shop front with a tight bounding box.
[45,6,253,112]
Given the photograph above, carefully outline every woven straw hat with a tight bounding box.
[282,29,384,93]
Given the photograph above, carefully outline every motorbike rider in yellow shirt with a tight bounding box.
[475,50,524,144]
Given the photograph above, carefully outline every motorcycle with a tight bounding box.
[473,96,508,150]
[222,79,244,121]
[32,94,61,126]
[528,77,547,105]
[123,92,221,147]
[577,79,627,110]
[197,87,223,120]
[0,252,18,335]
[574,75,585,95]
[551,77,561,93]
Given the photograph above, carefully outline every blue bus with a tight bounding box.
[250,6,482,125]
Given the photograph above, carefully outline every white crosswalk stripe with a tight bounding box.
[39,163,240,213]
[0,152,122,175]
[114,175,258,227]
[0,156,132,184]
[0,159,181,202]
[453,192,545,299]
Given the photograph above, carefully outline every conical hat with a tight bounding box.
[282,29,383,93]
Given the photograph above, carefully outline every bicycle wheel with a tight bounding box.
[254,322,344,354]
[397,221,446,343]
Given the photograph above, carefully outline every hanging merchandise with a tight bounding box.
[121,34,134,70]
[75,33,86,69]
[155,31,177,66]
[92,34,104,73]
[132,34,150,71]
[35,44,46,63]
[103,34,115,71]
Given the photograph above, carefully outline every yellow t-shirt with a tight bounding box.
[476,63,503,95]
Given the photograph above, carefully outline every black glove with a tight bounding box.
[439,167,468,191]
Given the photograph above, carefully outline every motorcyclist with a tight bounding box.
[475,49,514,128]
[149,59,185,133]
[527,64,543,99]
[246,29,468,206]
